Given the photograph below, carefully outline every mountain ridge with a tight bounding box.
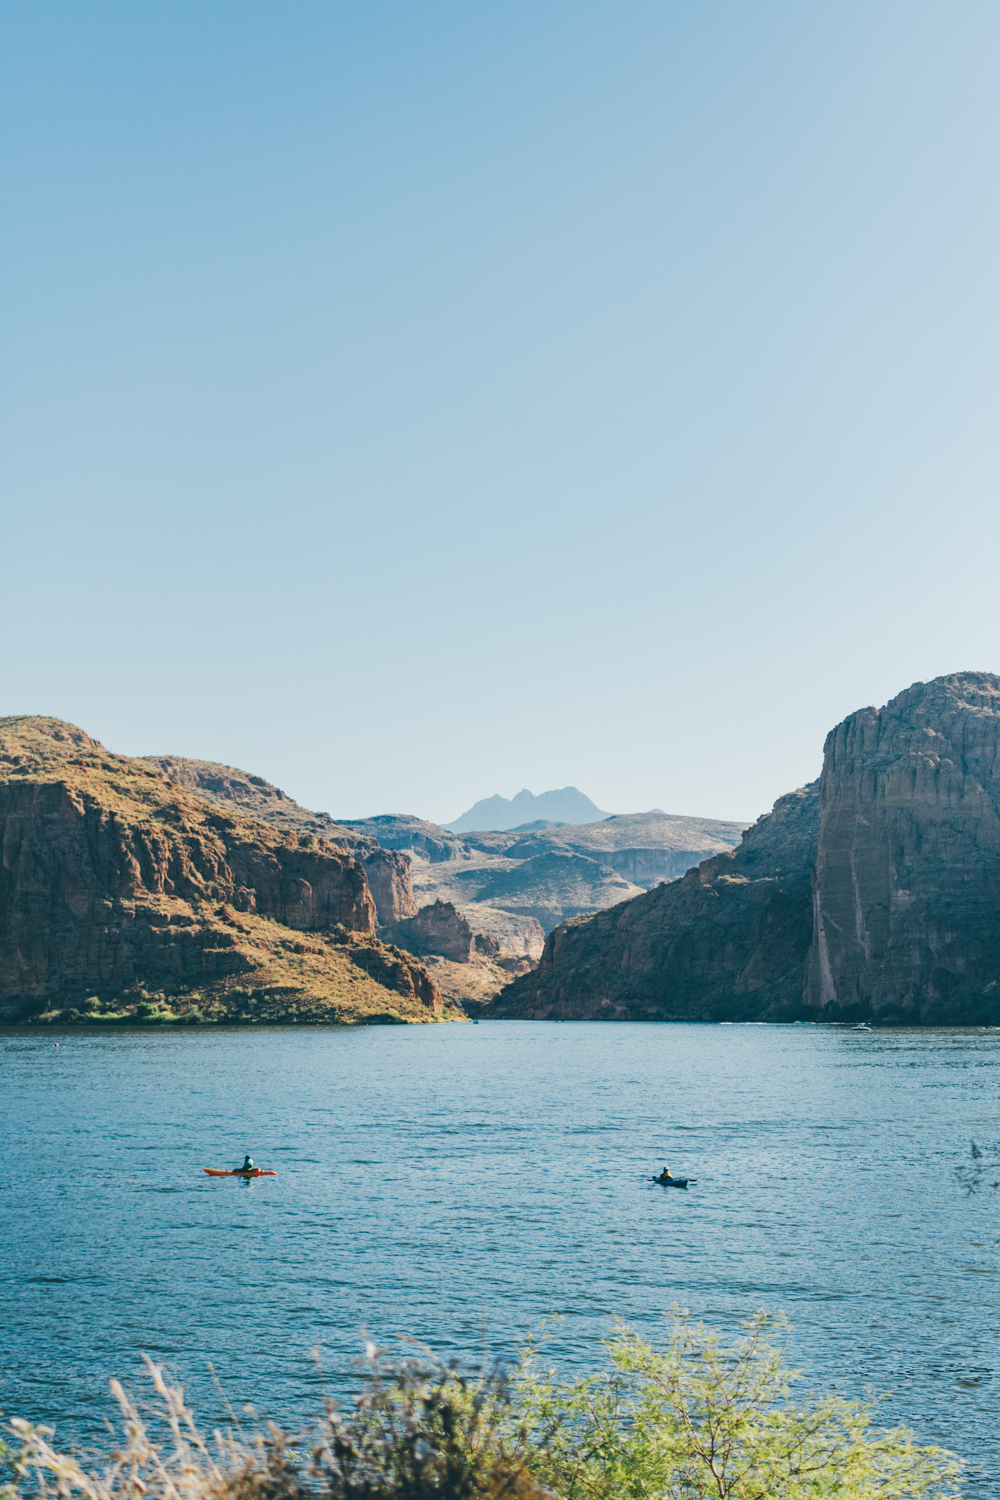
[489,671,1000,1025]
[444,786,610,833]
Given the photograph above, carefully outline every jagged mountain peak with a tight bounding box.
[445,786,610,833]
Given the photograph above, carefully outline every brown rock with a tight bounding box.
[0,718,442,1024]
[393,899,476,962]
[143,754,419,931]
[358,848,418,928]
[490,671,1000,1025]
[806,672,1000,1022]
[486,784,818,1020]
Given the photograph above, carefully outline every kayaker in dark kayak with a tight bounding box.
[656,1166,674,1183]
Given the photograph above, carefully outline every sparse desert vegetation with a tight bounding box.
[2,1316,961,1500]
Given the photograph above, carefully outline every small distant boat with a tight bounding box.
[202,1167,277,1178]
[850,1023,871,1032]
[651,1176,692,1189]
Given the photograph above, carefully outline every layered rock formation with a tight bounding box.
[335,814,470,864]
[453,905,546,960]
[490,672,1000,1024]
[393,899,477,962]
[462,811,748,889]
[146,757,418,931]
[0,719,442,1024]
[469,850,646,930]
[805,673,1000,1022]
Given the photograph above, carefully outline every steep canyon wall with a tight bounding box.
[493,673,1000,1024]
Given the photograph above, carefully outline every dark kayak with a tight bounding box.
[651,1176,690,1188]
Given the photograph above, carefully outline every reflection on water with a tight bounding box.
[3,1022,1000,1492]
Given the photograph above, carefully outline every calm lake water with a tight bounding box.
[3,1022,1000,1491]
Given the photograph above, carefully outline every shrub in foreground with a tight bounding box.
[1,1316,962,1500]
[517,1314,962,1499]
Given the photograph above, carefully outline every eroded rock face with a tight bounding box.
[393,900,476,962]
[490,671,1000,1024]
[336,815,469,863]
[806,673,1000,1022]
[0,718,446,1022]
[455,906,546,959]
[143,755,419,931]
[356,849,418,928]
[0,782,374,1003]
[488,784,818,1020]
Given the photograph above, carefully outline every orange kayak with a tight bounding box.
[202,1168,277,1178]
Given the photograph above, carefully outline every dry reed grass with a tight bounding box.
[2,1354,549,1500]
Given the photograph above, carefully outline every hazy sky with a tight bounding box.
[4,2,1000,824]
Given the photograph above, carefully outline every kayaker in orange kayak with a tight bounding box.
[241,1154,254,1174]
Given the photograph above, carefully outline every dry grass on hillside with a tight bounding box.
[0,717,452,1027]
[27,900,454,1027]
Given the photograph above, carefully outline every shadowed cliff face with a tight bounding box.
[0,718,441,1023]
[807,673,1000,1022]
[487,783,818,1020]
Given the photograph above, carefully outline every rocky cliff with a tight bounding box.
[139,770,538,1005]
[491,672,1000,1025]
[0,719,442,1024]
[336,814,470,864]
[487,783,818,1020]
[145,756,418,930]
[393,899,477,962]
[805,672,1000,1022]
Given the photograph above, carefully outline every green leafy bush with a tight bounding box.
[516,1313,961,1500]
[2,1317,961,1500]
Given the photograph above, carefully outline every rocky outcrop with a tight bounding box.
[455,906,546,959]
[0,718,441,1024]
[144,755,418,932]
[488,783,818,1020]
[805,673,1000,1023]
[359,848,418,928]
[392,899,476,962]
[336,814,470,864]
[142,756,307,824]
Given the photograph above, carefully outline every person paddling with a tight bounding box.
[656,1166,674,1184]
[241,1154,254,1175]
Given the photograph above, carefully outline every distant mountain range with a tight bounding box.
[445,787,610,833]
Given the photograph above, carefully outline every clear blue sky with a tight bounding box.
[3,1,1000,824]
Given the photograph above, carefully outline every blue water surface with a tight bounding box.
[2,1022,999,1490]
